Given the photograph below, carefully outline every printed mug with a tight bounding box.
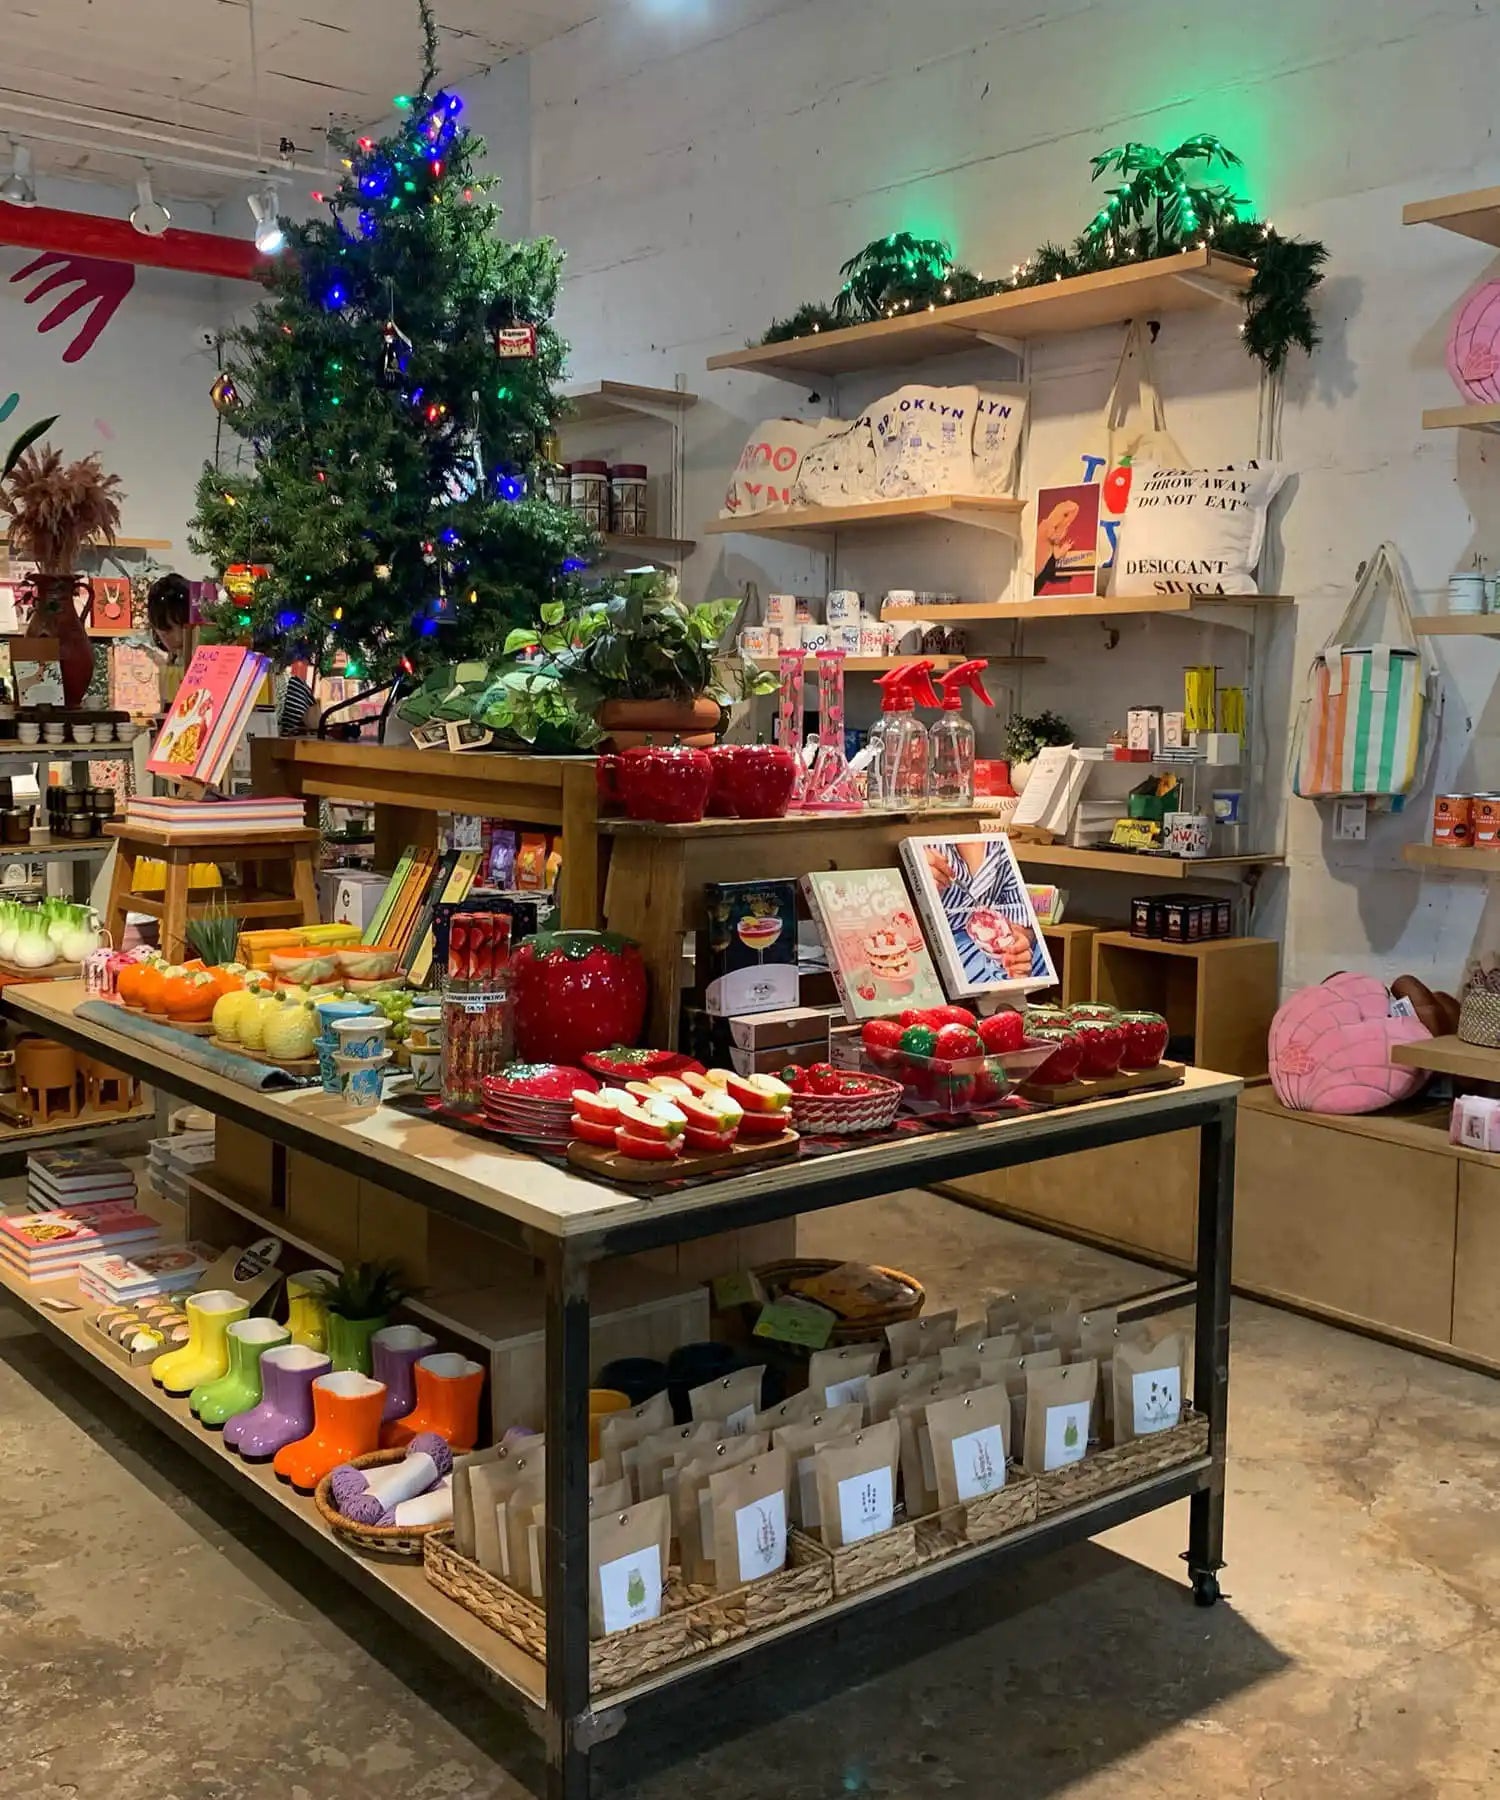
[825,589,861,624]
[859,621,892,655]
[739,626,775,656]
[1164,812,1213,859]
[833,623,862,652]
[765,593,798,627]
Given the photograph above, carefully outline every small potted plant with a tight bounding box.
[1003,709,1072,792]
[325,1259,407,1376]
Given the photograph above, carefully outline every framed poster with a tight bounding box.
[90,577,133,634]
[1032,481,1103,599]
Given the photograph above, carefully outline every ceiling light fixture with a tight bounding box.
[130,164,172,237]
[248,185,284,254]
[0,140,36,207]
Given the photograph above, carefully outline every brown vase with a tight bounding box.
[23,573,95,708]
[596,695,722,750]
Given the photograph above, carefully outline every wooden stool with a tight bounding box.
[79,1053,139,1113]
[104,822,321,963]
[15,1038,79,1122]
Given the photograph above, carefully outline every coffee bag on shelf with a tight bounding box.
[589,1495,671,1639]
[709,1446,791,1590]
[1022,1359,1099,1476]
[813,1418,901,1549]
[926,1382,1012,1511]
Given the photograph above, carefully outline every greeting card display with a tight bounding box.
[702,878,798,1017]
[148,644,269,789]
[899,834,1056,1000]
[90,578,133,635]
[1032,482,1102,598]
[802,866,946,1020]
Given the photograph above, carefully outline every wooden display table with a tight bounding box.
[103,819,321,960]
[2,979,1239,1800]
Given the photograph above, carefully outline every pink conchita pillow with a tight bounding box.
[1269,973,1430,1113]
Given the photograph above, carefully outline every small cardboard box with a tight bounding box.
[729,1039,829,1076]
[726,1006,834,1053]
[318,869,390,932]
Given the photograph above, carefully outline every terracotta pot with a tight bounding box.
[597,695,722,751]
[23,574,96,709]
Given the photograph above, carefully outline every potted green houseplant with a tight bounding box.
[325,1259,407,1376]
[1003,709,1072,792]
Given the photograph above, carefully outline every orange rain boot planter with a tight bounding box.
[379,1353,486,1453]
[273,1371,386,1494]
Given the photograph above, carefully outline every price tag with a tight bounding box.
[753,1297,837,1350]
[712,1270,763,1310]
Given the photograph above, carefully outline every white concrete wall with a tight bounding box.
[476,0,1500,993]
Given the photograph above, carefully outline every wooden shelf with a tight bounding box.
[561,380,697,423]
[1422,403,1500,435]
[1391,1035,1500,1082]
[707,249,1254,380]
[1092,929,1275,960]
[595,532,696,558]
[1404,844,1500,871]
[750,653,1044,672]
[1403,185,1500,247]
[705,495,1023,538]
[1012,843,1281,881]
[0,834,112,861]
[882,593,1293,623]
[1411,615,1500,636]
[0,1100,151,1148]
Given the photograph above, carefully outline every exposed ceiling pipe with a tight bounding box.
[0,93,329,179]
[0,123,311,187]
[0,203,265,281]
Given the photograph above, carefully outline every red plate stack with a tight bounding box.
[482,1063,598,1144]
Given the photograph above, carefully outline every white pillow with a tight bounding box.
[870,384,980,498]
[1110,461,1288,597]
[721,418,841,517]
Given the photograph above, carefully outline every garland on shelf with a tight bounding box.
[758,135,1327,373]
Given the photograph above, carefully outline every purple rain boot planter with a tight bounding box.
[371,1323,437,1427]
[225,1344,331,1463]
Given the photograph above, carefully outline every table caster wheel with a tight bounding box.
[1191,1570,1221,1608]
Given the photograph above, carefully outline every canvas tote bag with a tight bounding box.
[1294,543,1440,808]
[1024,319,1191,585]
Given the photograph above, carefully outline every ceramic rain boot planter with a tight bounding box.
[226,1345,330,1461]
[152,1291,250,1398]
[286,1271,336,1353]
[371,1323,437,1426]
[191,1318,291,1428]
[274,1371,386,1494]
[380,1352,486,1452]
[327,1310,388,1376]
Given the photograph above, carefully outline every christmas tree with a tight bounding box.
[189,0,590,684]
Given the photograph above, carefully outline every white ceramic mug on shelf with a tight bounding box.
[1164,812,1213,859]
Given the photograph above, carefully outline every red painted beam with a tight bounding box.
[0,204,268,282]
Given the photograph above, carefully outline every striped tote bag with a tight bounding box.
[1294,544,1440,808]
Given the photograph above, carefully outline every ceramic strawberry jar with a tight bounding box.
[614,740,714,824]
[510,930,649,1066]
[1118,1010,1170,1069]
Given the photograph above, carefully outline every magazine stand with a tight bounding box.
[102,820,321,961]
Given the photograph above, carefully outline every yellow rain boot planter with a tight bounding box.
[152,1291,250,1398]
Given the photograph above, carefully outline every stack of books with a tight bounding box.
[124,796,307,836]
[27,1147,138,1213]
[77,1243,212,1306]
[145,1131,216,1206]
[146,644,270,791]
[0,1200,161,1284]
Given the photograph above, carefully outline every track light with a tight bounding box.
[0,140,36,207]
[130,165,171,237]
[248,186,284,254]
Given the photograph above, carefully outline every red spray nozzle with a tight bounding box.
[873,658,942,712]
[936,658,994,710]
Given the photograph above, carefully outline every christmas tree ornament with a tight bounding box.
[380,316,413,389]
[495,324,537,359]
[210,372,241,415]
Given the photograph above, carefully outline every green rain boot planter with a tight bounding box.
[191,1318,292,1428]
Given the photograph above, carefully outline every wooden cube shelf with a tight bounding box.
[1091,932,1279,1079]
[1038,921,1101,1009]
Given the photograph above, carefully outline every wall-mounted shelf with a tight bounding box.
[0,836,113,862]
[1411,615,1500,636]
[1422,403,1500,435]
[594,532,696,559]
[705,494,1023,540]
[1403,844,1500,871]
[707,249,1254,382]
[1391,1035,1500,1082]
[1013,843,1281,881]
[880,593,1293,624]
[1403,186,1500,246]
[561,380,697,424]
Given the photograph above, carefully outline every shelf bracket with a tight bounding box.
[949,507,1023,536]
[971,331,1026,359]
[1173,274,1243,309]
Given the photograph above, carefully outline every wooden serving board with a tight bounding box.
[0,956,82,980]
[210,1036,321,1074]
[567,1128,799,1187]
[1018,1059,1186,1107]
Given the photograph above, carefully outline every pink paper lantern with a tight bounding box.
[1447,282,1500,404]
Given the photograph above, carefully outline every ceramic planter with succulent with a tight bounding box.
[1,420,124,708]
[325,1260,408,1376]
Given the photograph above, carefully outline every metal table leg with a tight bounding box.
[545,1247,593,1799]
[1187,1096,1235,1606]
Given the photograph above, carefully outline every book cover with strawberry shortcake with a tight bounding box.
[801,867,946,1021]
[899,833,1056,1000]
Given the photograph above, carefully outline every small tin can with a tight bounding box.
[1473,795,1500,849]
[1434,794,1474,847]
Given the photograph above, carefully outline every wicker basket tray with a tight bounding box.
[913,1466,1040,1562]
[423,1529,832,1694]
[313,1448,448,1559]
[789,1518,919,1597]
[1458,986,1500,1048]
[754,1258,924,1346]
[1033,1411,1210,1518]
[788,1073,903,1136]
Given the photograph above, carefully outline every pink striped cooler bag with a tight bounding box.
[1294,543,1440,811]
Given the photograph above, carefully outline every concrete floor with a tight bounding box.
[2,1188,1498,1800]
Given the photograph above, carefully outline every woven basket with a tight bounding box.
[789,1074,904,1136]
[423,1530,832,1694]
[1032,1410,1210,1518]
[789,1519,919,1597]
[755,1258,924,1346]
[1458,987,1500,1048]
[313,1448,448,1560]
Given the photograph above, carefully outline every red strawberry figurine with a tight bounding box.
[898,1023,938,1057]
[780,1064,810,1093]
[932,1023,983,1061]
[923,1004,979,1029]
[978,1010,1026,1053]
[808,1063,844,1094]
[511,930,648,1066]
[861,1018,904,1070]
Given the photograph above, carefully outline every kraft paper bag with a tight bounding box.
[926,1383,1011,1512]
[689,1365,767,1437]
[709,1447,791,1591]
[599,1389,673,1480]
[813,1419,901,1550]
[1112,1332,1186,1444]
[631,1421,718,1501]
[589,1495,671,1639]
[1023,1359,1099,1476]
[469,1446,545,1576]
[941,1333,1021,1382]
[991,1348,1062,1452]
[807,1343,880,1414]
[771,1404,865,1527]
[865,1357,942,1425]
[886,1310,958,1366]
[1079,1307,1121,1434]
[753,1390,822,1434]
[453,1444,508,1560]
[501,1472,546,1593]
[984,1287,1058,1338]
[588,1476,633,1516]
[895,1377,971,1518]
[675,1432,772,1583]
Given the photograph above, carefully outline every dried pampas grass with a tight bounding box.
[2,443,124,572]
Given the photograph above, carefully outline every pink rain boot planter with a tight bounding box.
[371,1323,437,1426]
[225,1345,331,1461]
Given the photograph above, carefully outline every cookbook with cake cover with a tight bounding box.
[899,834,1056,1000]
[802,867,946,1020]
[147,643,269,789]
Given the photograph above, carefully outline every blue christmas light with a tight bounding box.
[497,473,527,502]
[562,556,588,573]
[324,281,347,309]
[418,615,439,636]
[277,610,301,630]
[440,528,460,546]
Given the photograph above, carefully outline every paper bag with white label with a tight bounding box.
[689,1365,766,1437]
[807,1343,880,1414]
[885,1310,958,1366]
[814,1418,901,1550]
[771,1404,865,1527]
[1079,1306,1121,1434]
[1112,1332,1186,1444]
[752,1389,821,1434]
[865,1357,942,1425]
[674,1433,771,1582]
[709,1446,791,1591]
[1022,1358,1098,1476]
[598,1389,673,1480]
[589,1495,671,1639]
[990,1348,1062,1451]
[941,1333,1021,1382]
[631,1421,718,1501]
[926,1383,1011,1512]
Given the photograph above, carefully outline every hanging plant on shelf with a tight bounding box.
[754,134,1327,373]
